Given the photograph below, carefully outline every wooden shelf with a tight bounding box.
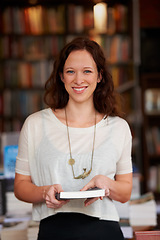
[141,73,160,196]
[0,0,142,182]
[117,80,136,93]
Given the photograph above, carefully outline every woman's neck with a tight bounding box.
[66,100,106,127]
[53,101,104,128]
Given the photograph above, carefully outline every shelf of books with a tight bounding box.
[0,2,95,132]
[141,73,160,198]
[0,1,139,123]
[0,0,142,190]
[0,0,144,236]
[0,0,141,174]
[0,1,137,130]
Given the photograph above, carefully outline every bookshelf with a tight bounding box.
[0,1,94,132]
[141,74,160,198]
[140,25,160,198]
[0,0,141,180]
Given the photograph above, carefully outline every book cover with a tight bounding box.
[135,231,160,240]
[56,188,105,200]
[4,145,18,191]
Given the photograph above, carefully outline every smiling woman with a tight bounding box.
[61,49,101,105]
[14,37,133,240]
[44,37,120,116]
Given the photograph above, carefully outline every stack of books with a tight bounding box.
[6,192,32,217]
[0,221,28,240]
[27,221,39,240]
[129,192,157,227]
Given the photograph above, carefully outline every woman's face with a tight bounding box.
[61,50,101,105]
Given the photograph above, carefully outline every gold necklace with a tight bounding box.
[65,108,96,179]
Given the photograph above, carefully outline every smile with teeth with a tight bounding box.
[72,86,87,93]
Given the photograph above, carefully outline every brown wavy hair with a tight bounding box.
[44,37,123,117]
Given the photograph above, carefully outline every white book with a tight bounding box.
[56,188,105,200]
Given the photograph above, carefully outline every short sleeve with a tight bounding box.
[116,122,133,175]
[15,118,31,176]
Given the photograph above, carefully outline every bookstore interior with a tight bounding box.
[0,0,160,239]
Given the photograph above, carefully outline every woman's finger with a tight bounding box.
[80,181,95,191]
[84,197,99,206]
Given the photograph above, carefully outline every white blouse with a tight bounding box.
[15,108,132,222]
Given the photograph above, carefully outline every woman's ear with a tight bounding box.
[60,73,64,82]
[97,72,102,83]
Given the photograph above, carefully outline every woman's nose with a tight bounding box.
[74,72,84,85]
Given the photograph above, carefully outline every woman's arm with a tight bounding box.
[14,173,69,208]
[14,173,47,203]
[81,173,132,206]
[110,173,132,202]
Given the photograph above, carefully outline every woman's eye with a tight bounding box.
[84,70,92,73]
[66,70,74,74]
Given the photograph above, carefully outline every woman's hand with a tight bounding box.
[81,173,132,206]
[43,184,69,209]
[80,175,110,207]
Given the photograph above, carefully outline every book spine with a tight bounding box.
[0,94,3,116]
[145,126,160,155]
[67,4,75,33]
[0,177,6,215]
[83,8,94,30]
[2,7,13,34]
[107,8,116,34]
[57,5,65,34]
[74,6,84,33]
[47,8,57,33]
[110,65,132,88]
[115,4,128,33]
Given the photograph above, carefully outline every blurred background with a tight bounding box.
[0,0,160,237]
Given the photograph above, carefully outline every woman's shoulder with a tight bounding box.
[107,116,131,135]
[108,115,129,126]
[24,108,50,125]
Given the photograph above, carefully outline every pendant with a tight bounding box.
[68,158,75,166]
[74,168,92,179]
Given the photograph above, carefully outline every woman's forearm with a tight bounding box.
[14,173,50,204]
[108,174,132,203]
[14,180,50,204]
[14,173,69,210]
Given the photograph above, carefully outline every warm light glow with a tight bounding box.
[29,0,38,4]
[94,3,107,33]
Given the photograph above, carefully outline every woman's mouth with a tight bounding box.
[72,87,87,94]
